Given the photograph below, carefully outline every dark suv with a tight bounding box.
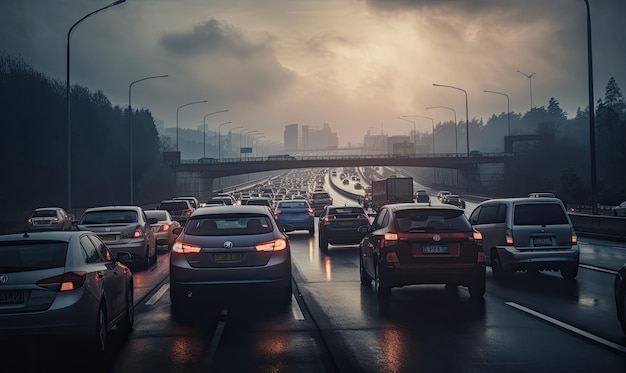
[158,199,194,226]
[468,197,579,280]
[308,191,333,216]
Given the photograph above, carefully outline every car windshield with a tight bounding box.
[0,241,68,273]
[184,214,273,236]
[159,202,189,211]
[393,209,472,232]
[145,210,168,221]
[32,210,58,218]
[80,210,138,224]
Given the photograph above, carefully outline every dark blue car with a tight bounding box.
[273,200,315,235]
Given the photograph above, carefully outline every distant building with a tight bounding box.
[284,124,299,152]
[387,135,413,155]
[302,123,338,150]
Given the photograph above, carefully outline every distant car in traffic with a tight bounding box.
[318,205,370,251]
[158,199,194,226]
[169,206,294,314]
[26,207,73,231]
[76,206,157,269]
[415,190,430,203]
[0,230,134,356]
[443,194,463,208]
[173,196,200,210]
[309,191,333,216]
[273,200,315,235]
[437,191,451,201]
[145,209,181,251]
[358,203,485,300]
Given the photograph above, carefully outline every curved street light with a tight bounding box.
[402,115,435,154]
[203,109,229,158]
[129,74,168,205]
[176,100,208,151]
[433,83,470,192]
[517,70,535,112]
[482,90,511,137]
[396,117,416,153]
[426,106,457,155]
[66,0,126,212]
[583,0,597,214]
[217,121,233,160]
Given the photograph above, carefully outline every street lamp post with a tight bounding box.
[396,117,416,153]
[517,70,535,112]
[433,83,470,192]
[176,100,208,151]
[241,130,260,160]
[66,0,126,212]
[402,116,435,154]
[426,106,457,155]
[203,109,229,158]
[482,90,511,137]
[129,74,168,205]
[217,121,233,160]
[583,0,597,214]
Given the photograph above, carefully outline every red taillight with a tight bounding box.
[183,209,193,216]
[323,215,336,224]
[132,229,144,238]
[274,209,282,216]
[172,241,202,253]
[37,271,87,291]
[52,217,60,223]
[159,225,170,232]
[382,232,398,247]
[255,238,287,252]
[307,208,314,215]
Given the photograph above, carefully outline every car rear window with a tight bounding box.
[313,193,330,199]
[80,210,138,224]
[145,210,168,221]
[329,207,365,215]
[514,204,569,226]
[159,201,189,211]
[184,214,273,236]
[393,209,472,232]
[32,210,58,218]
[246,199,271,206]
[278,201,309,208]
[0,241,68,273]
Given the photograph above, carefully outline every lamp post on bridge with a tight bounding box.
[203,109,229,158]
[396,117,416,153]
[402,116,435,154]
[426,106,458,187]
[176,100,208,152]
[128,74,168,205]
[483,90,511,138]
[217,121,233,160]
[432,83,470,192]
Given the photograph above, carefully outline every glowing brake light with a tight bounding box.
[505,229,513,245]
[183,209,193,216]
[274,209,282,215]
[571,232,578,244]
[255,238,287,252]
[159,225,170,232]
[172,241,202,253]
[382,232,398,247]
[323,215,336,224]
[37,271,87,292]
[52,217,60,222]
[132,229,144,238]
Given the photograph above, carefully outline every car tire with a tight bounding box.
[375,261,391,300]
[468,271,486,298]
[319,232,328,251]
[119,285,135,336]
[491,250,509,281]
[143,246,151,269]
[560,263,579,281]
[359,250,372,286]
[620,291,626,335]
[93,303,108,357]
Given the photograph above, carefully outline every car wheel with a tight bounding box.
[120,285,134,335]
[143,246,151,269]
[491,250,509,281]
[319,232,328,251]
[150,247,157,265]
[468,271,486,298]
[560,263,579,281]
[375,260,391,300]
[93,303,108,356]
[620,290,626,335]
[359,250,372,286]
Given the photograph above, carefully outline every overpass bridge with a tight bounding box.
[167,152,513,201]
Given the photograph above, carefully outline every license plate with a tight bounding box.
[0,291,24,304]
[98,234,117,241]
[533,237,552,246]
[336,221,355,227]
[422,244,450,254]
[214,252,242,262]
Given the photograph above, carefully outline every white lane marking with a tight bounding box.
[505,301,626,353]
[145,283,169,306]
[291,294,305,320]
[579,264,618,275]
[205,309,228,367]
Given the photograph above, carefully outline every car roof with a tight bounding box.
[384,203,462,212]
[478,197,563,205]
[83,205,142,212]
[190,205,271,216]
[0,230,84,242]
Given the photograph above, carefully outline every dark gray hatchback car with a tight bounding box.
[468,197,579,280]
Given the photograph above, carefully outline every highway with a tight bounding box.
[6,167,626,372]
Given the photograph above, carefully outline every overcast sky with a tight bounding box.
[2,0,624,146]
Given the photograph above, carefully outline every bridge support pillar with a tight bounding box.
[175,171,215,202]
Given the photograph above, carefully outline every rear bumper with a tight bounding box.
[381,263,485,288]
[496,245,580,271]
